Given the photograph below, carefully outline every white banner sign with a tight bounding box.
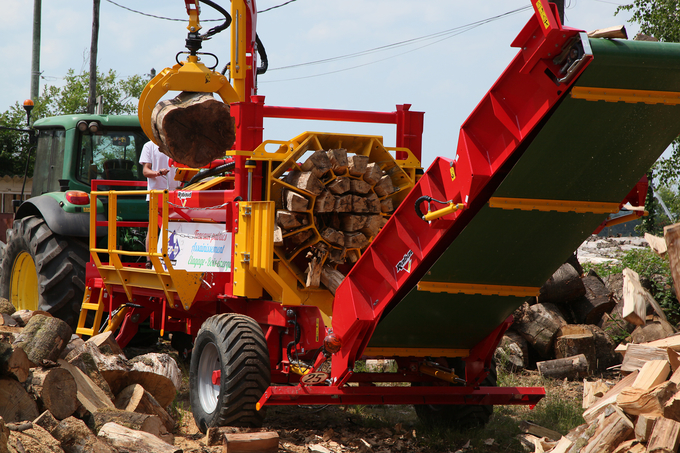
[158,222,232,272]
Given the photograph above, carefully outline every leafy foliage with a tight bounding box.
[616,0,680,42]
[0,69,148,177]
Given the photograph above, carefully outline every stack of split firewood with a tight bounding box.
[275,148,395,294]
[529,336,680,453]
[0,299,183,453]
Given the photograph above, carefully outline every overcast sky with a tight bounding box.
[1,0,638,167]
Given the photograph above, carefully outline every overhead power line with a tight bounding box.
[104,0,297,20]
[262,6,532,83]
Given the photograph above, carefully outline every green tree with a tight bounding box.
[0,69,148,176]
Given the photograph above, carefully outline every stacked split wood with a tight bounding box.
[532,345,680,453]
[276,148,395,294]
[0,303,181,453]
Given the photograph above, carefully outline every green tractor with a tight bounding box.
[0,114,150,328]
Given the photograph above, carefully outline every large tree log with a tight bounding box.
[92,408,172,444]
[514,303,567,358]
[6,424,63,453]
[554,334,596,370]
[0,378,39,423]
[101,353,180,409]
[25,368,78,421]
[570,271,615,324]
[537,262,585,305]
[556,324,618,371]
[13,315,72,365]
[98,422,180,453]
[115,384,174,433]
[51,416,116,453]
[0,343,30,383]
[57,360,115,415]
[537,354,590,380]
[150,92,235,168]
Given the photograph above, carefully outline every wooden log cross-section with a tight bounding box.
[151,92,236,168]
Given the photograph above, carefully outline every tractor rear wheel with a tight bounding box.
[414,359,497,429]
[0,216,88,329]
[190,313,270,433]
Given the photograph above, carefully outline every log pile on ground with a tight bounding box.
[0,302,182,453]
[496,230,680,379]
[275,149,396,294]
[528,342,680,453]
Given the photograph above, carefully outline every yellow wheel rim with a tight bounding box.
[10,251,39,311]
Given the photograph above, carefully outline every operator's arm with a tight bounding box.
[142,163,169,178]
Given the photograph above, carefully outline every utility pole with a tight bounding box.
[30,0,42,104]
[550,0,565,25]
[87,0,101,114]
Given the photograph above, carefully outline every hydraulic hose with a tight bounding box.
[186,161,235,186]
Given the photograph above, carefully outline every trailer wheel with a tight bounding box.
[190,314,270,433]
[414,359,497,429]
[0,216,88,330]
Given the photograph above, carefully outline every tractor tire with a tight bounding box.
[0,216,88,330]
[414,359,497,429]
[190,313,270,433]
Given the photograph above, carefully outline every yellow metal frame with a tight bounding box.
[88,188,203,311]
[572,86,680,105]
[417,281,540,297]
[488,197,620,214]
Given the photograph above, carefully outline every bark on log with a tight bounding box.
[373,175,395,197]
[314,190,336,213]
[334,194,353,212]
[349,179,371,195]
[537,262,585,305]
[380,198,394,213]
[115,384,174,433]
[92,408,172,443]
[6,424,62,453]
[648,417,680,453]
[128,354,182,393]
[150,92,235,168]
[514,303,567,358]
[301,150,332,178]
[339,214,366,232]
[365,193,382,214]
[363,163,382,185]
[556,324,618,371]
[0,344,30,383]
[33,410,60,434]
[571,271,615,324]
[0,378,39,423]
[101,357,180,410]
[326,149,348,174]
[0,299,14,316]
[494,330,529,371]
[555,334,596,371]
[276,211,307,230]
[25,368,78,420]
[351,195,369,213]
[13,315,72,365]
[285,171,324,196]
[284,191,309,212]
[631,318,676,344]
[321,228,344,247]
[327,178,350,195]
[345,232,368,249]
[537,354,590,380]
[98,422,180,453]
[85,331,123,356]
[57,359,114,415]
[321,266,345,295]
[51,416,116,453]
[348,155,368,176]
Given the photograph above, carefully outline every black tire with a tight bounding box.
[0,216,88,330]
[190,313,270,433]
[414,359,497,429]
